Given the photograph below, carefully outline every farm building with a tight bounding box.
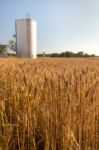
[7,47,16,56]
[16,19,37,58]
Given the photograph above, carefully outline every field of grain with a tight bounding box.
[0,58,99,150]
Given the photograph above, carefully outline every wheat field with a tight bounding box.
[0,58,99,150]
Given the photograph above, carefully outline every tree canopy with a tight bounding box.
[38,51,95,57]
[8,34,16,51]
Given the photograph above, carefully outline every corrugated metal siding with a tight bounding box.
[16,19,37,58]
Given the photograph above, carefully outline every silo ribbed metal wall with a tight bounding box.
[16,19,37,58]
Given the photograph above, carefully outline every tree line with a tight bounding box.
[38,51,95,57]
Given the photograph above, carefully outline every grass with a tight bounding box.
[0,58,99,150]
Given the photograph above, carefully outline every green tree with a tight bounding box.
[76,51,84,57]
[8,34,16,51]
[0,45,6,53]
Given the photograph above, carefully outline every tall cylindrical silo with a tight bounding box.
[16,19,37,58]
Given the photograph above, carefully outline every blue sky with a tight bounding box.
[0,0,99,55]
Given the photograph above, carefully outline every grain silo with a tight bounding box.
[16,19,37,58]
